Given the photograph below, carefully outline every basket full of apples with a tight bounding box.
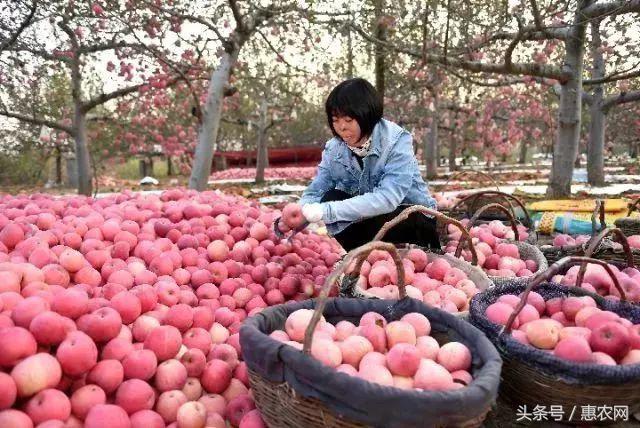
[614,198,640,237]
[443,191,536,243]
[339,206,493,318]
[546,230,640,304]
[435,170,501,215]
[469,256,640,423]
[442,203,548,287]
[240,241,502,428]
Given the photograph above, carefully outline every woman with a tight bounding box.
[299,78,440,251]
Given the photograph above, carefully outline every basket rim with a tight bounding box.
[483,240,549,282]
[469,281,640,384]
[241,296,503,399]
[348,245,494,317]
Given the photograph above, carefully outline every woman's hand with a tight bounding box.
[302,203,324,223]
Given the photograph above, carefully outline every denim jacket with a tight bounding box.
[299,118,437,235]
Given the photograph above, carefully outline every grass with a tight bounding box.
[113,157,170,180]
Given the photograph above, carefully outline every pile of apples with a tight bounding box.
[0,189,345,428]
[443,220,539,278]
[433,194,460,211]
[209,167,318,182]
[343,248,483,314]
[551,234,591,247]
[552,233,640,250]
[271,309,474,391]
[550,263,640,303]
[277,203,479,313]
[485,292,640,365]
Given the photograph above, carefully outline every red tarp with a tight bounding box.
[213,146,322,167]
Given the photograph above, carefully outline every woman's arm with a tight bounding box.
[321,132,417,224]
[299,141,335,205]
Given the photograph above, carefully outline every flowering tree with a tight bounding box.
[0,0,190,195]
[350,0,640,197]
[585,17,640,185]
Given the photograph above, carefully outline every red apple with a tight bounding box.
[590,321,631,361]
[115,379,156,415]
[56,331,98,377]
[85,404,131,428]
[87,359,124,395]
[70,384,106,420]
[11,353,61,397]
[0,326,37,367]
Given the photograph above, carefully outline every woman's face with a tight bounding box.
[332,115,363,147]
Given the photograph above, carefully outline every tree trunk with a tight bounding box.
[587,18,606,186]
[518,138,528,164]
[255,97,269,184]
[547,0,592,198]
[55,146,62,185]
[425,93,439,179]
[167,156,173,176]
[346,24,354,79]
[448,135,457,172]
[189,49,239,190]
[69,51,92,196]
[73,104,92,195]
[373,0,386,99]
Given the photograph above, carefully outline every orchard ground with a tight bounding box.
[1,159,640,427]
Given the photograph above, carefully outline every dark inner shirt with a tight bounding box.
[353,152,364,170]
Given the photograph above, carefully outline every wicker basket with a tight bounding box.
[615,198,640,237]
[445,190,534,231]
[449,203,548,287]
[469,256,640,424]
[438,170,501,217]
[241,241,503,428]
[542,225,640,269]
[341,205,493,318]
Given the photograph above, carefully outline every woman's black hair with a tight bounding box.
[325,78,383,140]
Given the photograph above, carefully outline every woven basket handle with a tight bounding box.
[454,203,520,259]
[504,256,625,333]
[302,241,406,355]
[441,170,501,193]
[373,205,479,266]
[273,217,309,242]
[450,190,533,230]
[590,199,606,236]
[627,198,640,217]
[581,227,635,270]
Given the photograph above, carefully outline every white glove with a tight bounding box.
[302,203,324,223]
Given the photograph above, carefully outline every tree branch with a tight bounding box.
[483,25,570,44]
[603,90,640,111]
[143,1,226,43]
[77,41,144,55]
[255,29,311,74]
[222,117,251,126]
[229,0,245,32]
[0,0,36,52]
[583,67,640,86]
[529,0,543,29]
[582,0,640,19]
[0,110,73,135]
[350,22,570,81]
[504,15,523,69]
[447,67,529,87]
[81,83,144,113]
[5,45,73,63]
